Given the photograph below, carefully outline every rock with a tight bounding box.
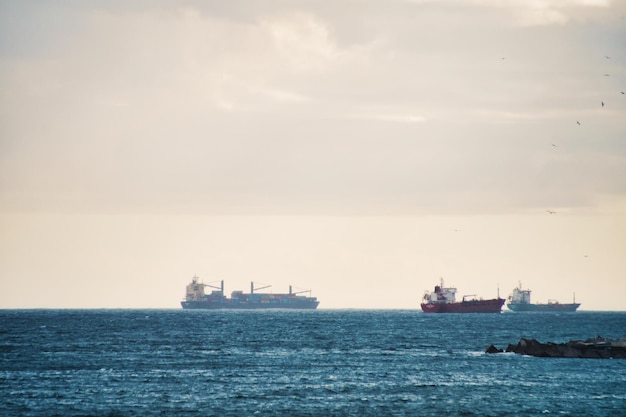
[485,344,503,354]
[487,336,626,359]
[505,343,517,353]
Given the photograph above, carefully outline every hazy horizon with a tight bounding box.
[1,0,625,310]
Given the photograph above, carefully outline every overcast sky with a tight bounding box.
[1,0,625,310]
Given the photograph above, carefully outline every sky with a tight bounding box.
[1,0,625,310]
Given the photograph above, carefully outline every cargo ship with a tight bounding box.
[507,282,580,312]
[181,276,320,310]
[421,278,505,313]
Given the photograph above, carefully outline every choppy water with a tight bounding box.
[1,310,625,416]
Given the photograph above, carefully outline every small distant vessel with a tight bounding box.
[420,278,505,313]
[181,276,320,310]
[507,282,580,312]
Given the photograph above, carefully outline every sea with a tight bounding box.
[1,310,625,417]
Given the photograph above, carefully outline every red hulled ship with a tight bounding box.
[421,278,505,313]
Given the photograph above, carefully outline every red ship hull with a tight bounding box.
[421,298,505,313]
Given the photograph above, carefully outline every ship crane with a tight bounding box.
[190,276,224,293]
[290,285,313,296]
[251,282,272,294]
[204,280,225,293]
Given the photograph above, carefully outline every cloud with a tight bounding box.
[261,12,341,72]
[252,87,311,103]
[0,1,625,216]
[450,0,615,26]
[347,113,427,123]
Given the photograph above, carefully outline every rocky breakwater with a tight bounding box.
[486,336,626,359]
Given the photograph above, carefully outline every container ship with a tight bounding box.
[421,278,505,313]
[507,282,580,312]
[181,276,320,310]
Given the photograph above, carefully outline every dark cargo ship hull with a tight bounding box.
[181,300,320,310]
[507,302,580,312]
[421,298,505,313]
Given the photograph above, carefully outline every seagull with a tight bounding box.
[546,210,556,214]
[577,121,581,125]
[552,143,557,147]
[605,56,611,59]
[602,101,605,107]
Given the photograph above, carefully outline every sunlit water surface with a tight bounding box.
[1,310,625,416]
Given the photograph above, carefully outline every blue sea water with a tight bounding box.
[1,310,625,416]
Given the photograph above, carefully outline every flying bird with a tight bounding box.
[577,121,581,125]
[605,56,611,59]
[601,101,605,107]
[621,92,625,95]
[546,210,556,214]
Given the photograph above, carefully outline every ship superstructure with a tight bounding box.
[181,276,320,310]
[421,278,505,313]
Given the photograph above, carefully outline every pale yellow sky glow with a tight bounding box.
[1,0,625,310]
